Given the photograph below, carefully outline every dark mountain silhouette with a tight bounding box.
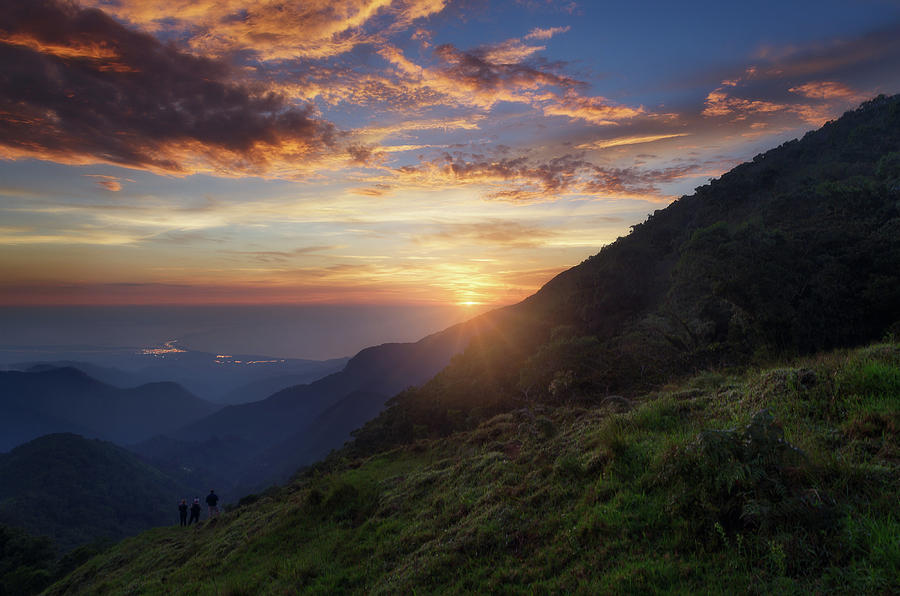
[137,321,482,492]
[216,366,349,405]
[17,361,142,389]
[0,367,219,451]
[8,353,350,405]
[131,353,350,404]
[0,433,197,551]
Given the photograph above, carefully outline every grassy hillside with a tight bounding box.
[47,341,899,594]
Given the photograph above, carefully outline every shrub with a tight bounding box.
[657,410,842,574]
[320,480,379,526]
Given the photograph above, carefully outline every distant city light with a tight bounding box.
[140,340,186,356]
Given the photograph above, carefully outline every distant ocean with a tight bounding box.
[0,304,485,361]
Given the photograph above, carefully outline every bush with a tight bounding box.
[320,480,378,526]
[657,411,842,573]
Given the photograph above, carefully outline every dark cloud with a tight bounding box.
[0,0,335,174]
[394,150,701,200]
[434,42,577,92]
[582,164,702,196]
[347,144,376,164]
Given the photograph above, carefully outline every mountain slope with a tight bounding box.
[0,434,198,551]
[237,390,392,489]
[351,95,900,450]
[45,341,900,594]
[0,367,219,451]
[134,321,481,492]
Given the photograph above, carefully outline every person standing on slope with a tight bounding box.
[188,497,201,525]
[178,499,188,526]
[206,489,219,518]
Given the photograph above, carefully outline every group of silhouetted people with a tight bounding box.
[178,490,219,526]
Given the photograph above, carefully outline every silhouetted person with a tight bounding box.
[178,499,188,526]
[206,489,219,517]
[188,498,201,525]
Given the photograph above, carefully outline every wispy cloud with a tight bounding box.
[84,174,135,192]
[0,225,139,245]
[367,150,701,201]
[81,0,449,60]
[576,133,690,151]
[414,220,557,249]
[225,246,339,263]
[524,26,571,40]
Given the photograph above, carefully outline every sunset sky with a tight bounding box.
[3,0,900,310]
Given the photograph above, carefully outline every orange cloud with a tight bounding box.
[370,40,649,135]
[788,80,859,100]
[575,133,690,150]
[84,175,134,192]
[699,27,899,129]
[702,87,787,119]
[0,32,119,61]
[524,26,571,40]
[480,39,546,64]
[542,89,644,125]
[703,69,868,127]
[82,0,448,60]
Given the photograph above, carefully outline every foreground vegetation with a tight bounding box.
[45,341,899,594]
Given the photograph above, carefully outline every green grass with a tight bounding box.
[45,342,900,595]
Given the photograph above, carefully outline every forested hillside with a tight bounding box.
[352,95,900,450]
[0,434,196,551]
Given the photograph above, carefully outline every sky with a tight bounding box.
[2,0,900,318]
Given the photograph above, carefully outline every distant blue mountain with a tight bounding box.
[0,367,219,451]
[6,350,349,404]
